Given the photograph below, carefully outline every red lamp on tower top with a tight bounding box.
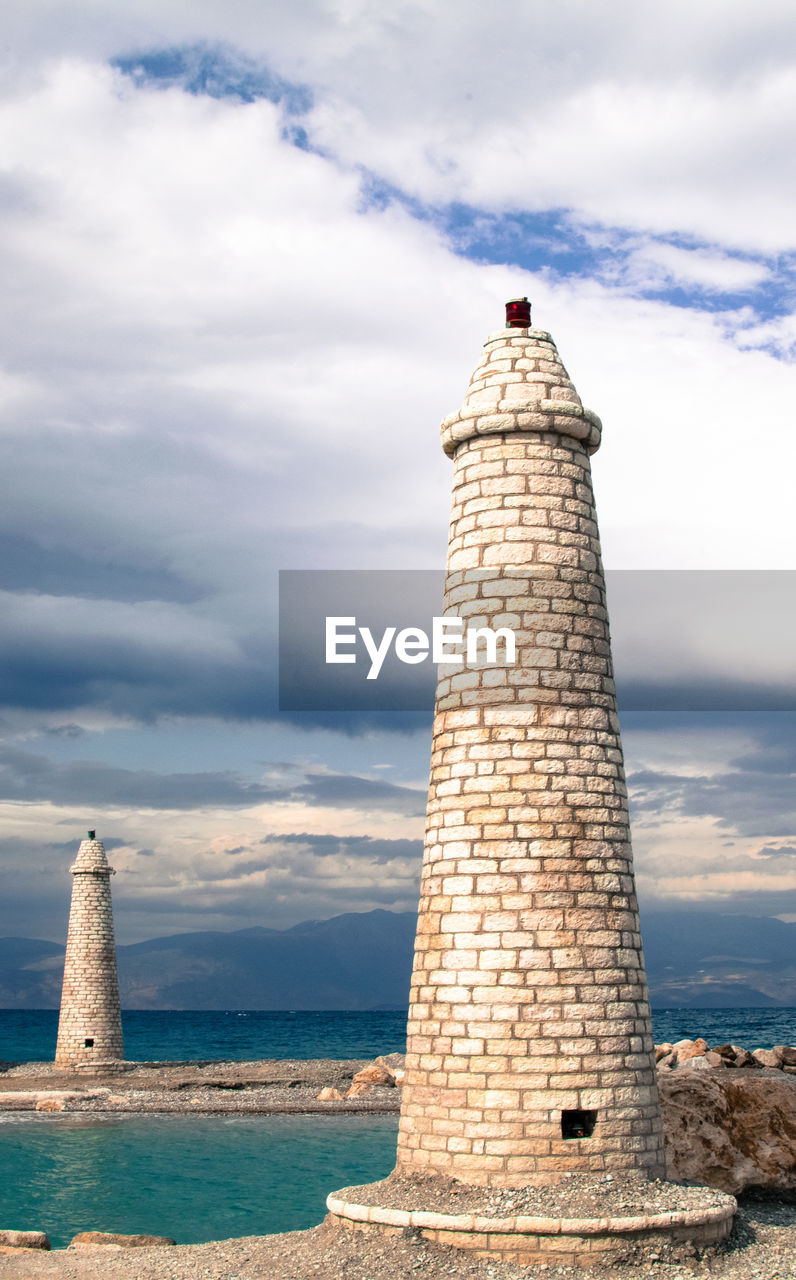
[505,296,531,328]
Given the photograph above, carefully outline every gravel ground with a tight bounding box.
[335,1170,731,1218]
[0,1059,401,1115]
[0,1196,794,1280]
[2,1060,794,1278]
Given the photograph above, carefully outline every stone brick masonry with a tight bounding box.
[55,834,123,1068]
[394,324,666,1185]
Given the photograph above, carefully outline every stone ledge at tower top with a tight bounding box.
[440,326,602,457]
[69,838,114,875]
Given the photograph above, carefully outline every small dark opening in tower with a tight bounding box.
[562,1108,597,1139]
[84,1038,94,1048]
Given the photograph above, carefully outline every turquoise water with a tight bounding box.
[2,1007,794,1247]
[0,1112,399,1248]
[2,1007,794,1065]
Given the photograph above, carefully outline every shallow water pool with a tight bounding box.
[0,1112,399,1248]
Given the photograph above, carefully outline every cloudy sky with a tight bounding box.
[0,0,794,945]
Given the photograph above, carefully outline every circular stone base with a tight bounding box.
[326,1175,736,1269]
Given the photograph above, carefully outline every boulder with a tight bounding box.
[753,1048,783,1069]
[0,1230,50,1250]
[677,1053,712,1071]
[660,1068,796,1195]
[346,1081,374,1098]
[69,1232,176,1249]
[775,1045,796,1067]
[352,1063,395,1086]
[673,1037,709,1061]
[375,1053,406,1070]
[732,1048,761,1068]
[655,1043,673,1062]
[316,1087,344,1101]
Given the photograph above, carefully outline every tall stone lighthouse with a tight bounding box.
[328,302,735,1264]
[394,300,665,1184]
[55,831,123,1069]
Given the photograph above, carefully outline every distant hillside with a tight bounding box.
[641,911,796,1008]
[1,908,795,1009]
[118,910,417,1010]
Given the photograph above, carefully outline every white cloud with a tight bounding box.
[5,2,796,254]
[0,55,792,755]
[619,242,769,293]
[0,10,794,938]
[625,720,796,909]
[0,779,425,941]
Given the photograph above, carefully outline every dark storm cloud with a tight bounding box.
[280,570,796,717]
[0,746,271,808]
[728,719,796,774]
[198,857,271,881]
[0,836,127,861]
[279,773,426,816]
[260,832,423,862]
[0,566,792,727]
[0,746,426,814]
[641,886,796,918]
[0,836,130,942]
[0,615,275,720]
[0,531,204,603]
[627,713,796,840]
[628,765,795,838]
[757,844,796,859]
[0,583,432,731]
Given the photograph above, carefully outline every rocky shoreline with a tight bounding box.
[656,1038,796,1073]
[1,1041,795,1278]
[2,1036,794,1119]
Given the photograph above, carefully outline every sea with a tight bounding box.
[1,1007,794,1250]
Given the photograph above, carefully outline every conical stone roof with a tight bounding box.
[69,835,114,875]
[441,326,601,457]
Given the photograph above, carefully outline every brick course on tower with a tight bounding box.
[394,310,666,1186]
[55,832,123,1069]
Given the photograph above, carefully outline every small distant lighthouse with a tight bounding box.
[55,831,123,1070]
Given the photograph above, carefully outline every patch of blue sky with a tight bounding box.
[110,46,794,348]
[112,42,312,118]
[444,207,786,323]
[358,172,790,331]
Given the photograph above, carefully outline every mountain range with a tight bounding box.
[1,908,795,1009]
